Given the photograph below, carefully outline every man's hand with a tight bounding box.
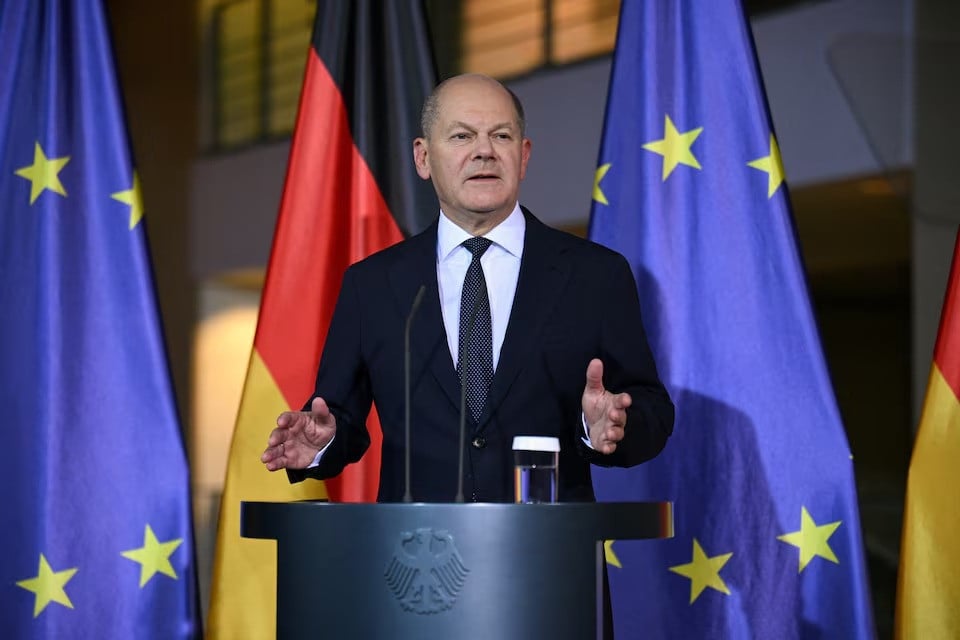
[261,397,337,471]
[582,358,631,455]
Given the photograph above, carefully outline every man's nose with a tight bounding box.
[472,134,495,159]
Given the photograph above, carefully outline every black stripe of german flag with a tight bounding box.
[311,0,439,237]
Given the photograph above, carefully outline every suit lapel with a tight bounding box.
[387,221,462,413]
[477,210,572,431]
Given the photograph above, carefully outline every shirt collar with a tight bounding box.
[437,203,526,262]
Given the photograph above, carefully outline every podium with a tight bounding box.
[241,501,672,639]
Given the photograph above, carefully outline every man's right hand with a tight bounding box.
[261,397,337,471]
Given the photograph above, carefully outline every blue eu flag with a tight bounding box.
[589,1,875,638]
[0,1,200,637]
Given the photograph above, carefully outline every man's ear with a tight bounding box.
[519,138,532,180]
[413,138,431,180]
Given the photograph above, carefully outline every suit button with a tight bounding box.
[471,436,486,449]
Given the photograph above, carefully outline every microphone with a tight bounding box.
[402,284,427,503]
[456,278,487,503]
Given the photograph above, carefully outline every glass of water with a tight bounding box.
[512,436,559,503]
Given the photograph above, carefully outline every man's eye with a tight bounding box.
[452,133,469,140]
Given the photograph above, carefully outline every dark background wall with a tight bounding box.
[105,0,199,428]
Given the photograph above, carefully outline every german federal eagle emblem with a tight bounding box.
[384,528,469,614]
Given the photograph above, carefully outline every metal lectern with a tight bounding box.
[241,501,672,640]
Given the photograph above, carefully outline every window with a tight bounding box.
[460,0,620,78]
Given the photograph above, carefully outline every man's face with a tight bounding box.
[414,77,531,230]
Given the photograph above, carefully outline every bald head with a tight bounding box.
[420,74,526,140]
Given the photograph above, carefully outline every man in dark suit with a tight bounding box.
[262,73,673,503]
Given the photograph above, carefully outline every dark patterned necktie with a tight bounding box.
[458,237,494,423]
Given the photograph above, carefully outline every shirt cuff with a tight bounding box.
[306,435,335,468]
[581,413,594,450]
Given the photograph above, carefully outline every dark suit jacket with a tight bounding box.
[292,208,673,502]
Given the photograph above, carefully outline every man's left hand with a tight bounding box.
[582,358,631,454]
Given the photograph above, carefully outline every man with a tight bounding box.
[261,73,673,502]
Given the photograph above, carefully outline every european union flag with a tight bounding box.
[589,1,875,637]
[0,1,200,637]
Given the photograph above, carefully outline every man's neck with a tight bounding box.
[441,205,518,236]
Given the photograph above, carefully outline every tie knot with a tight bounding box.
[463,236,493,257]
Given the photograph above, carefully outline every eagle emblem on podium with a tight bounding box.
[384,528,469,614]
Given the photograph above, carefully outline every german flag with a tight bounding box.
[207,2,437,637]
[896,230,960,639]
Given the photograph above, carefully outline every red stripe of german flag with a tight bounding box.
[255,50,405,502]
[933,240,960,395]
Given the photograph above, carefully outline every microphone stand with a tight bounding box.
[402,285,426,503]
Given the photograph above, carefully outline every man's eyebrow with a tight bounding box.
[446,120,516,132]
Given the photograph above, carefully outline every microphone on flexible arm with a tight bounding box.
[402,285,427,503]
[456,278,488,503]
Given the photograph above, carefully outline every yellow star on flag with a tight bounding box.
[747,134,785,198]
[604,539,622,568]
[111,171,144,229]
[16,554,79,617]
[642,115,703,181]
[14,142,71,205]
[777,506,841,572]
[593,163,612,205]
[121,524,183,587]
[669,539,732,604]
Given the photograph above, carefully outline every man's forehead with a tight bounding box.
[436,91,518,124]
[439,78,511,106]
